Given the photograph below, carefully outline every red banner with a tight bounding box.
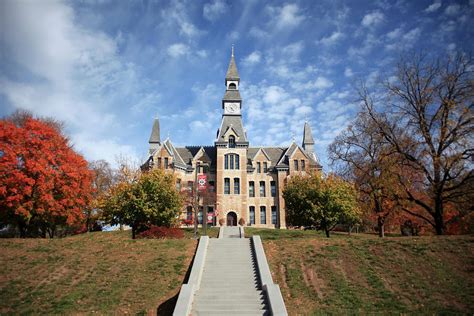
[197,174,207,191]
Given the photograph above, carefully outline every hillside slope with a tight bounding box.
[261,231,473,314]
[0,231,196,315]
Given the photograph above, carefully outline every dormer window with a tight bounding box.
[228,82,237,90]
[228,135,236,148]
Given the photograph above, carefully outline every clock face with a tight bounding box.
[225,103,239,114]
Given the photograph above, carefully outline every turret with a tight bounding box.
[149,118,161,153]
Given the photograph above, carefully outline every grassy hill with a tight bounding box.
[0,229,216,315]
[246,228,474,315]
[1,228,472,315]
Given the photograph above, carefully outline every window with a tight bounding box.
[263,162,268,173]
[188,181,193,192]
[224,154,240,170]
[186,206,193,221]
[301,159,305,171]
[257,162,261,173]
[164,157,169,169]
[229,82,237,89]
[271,206,277,225]
[260,206,266,224]
[260,181,266,197]
[228,135,236,148]
[294,159,299,171]
[209,181,215,192]
[249,206,255,225]
[176,179,181,191]
[234,178,240,194]
[271,181,276,197]
[224,178,230,194]
[157,157,162,168]
[249,181,255,197]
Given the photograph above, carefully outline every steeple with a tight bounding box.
[149,118,161,152]
[216,47,248,147]
[225,44,240,83]
[222,46,242,110]
[302,121,315,152]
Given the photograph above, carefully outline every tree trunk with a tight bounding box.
[18,221,26,238]
[434,199,444,235]
[325,228,330,238]
[132,226,136,239]
[378,216,385,238]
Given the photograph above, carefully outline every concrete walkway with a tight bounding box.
[190,227,269,315]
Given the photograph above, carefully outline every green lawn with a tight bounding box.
[253,228,474,315]
[1,227,472,315]
[0,230,197,315]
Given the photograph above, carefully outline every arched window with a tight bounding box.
[228,135,236,148]
[224,154,240,170]
[229,82,237,89]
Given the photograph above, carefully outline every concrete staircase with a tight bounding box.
[191,227,269,315]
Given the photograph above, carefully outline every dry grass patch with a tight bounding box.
[259,230,474,315]
[0,231,196,315]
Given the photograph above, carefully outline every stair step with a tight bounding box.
[192,310,269,316]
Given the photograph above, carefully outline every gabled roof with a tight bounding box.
[247,147,287,166]
[149,118,160,143]
[216,115,248,143]
[163,139,187,169]
[175,146,217,168]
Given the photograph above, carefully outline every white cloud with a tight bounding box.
[314,76,333,89]
[249,26,269,38]
[267,3,305,29]
[447,43,456,51]
[282,41,304,62]
[162,2,203,38]
[361,10,385,27]
[264,86,288,104]
[344,67,354,77]
[402,27,421,42]
[242,51,262,66]
[167,43,189,58]
[318,31,344,46]
[0,0,142,166]
[203,0,228,21]
[386,27,403,40]
[425,1,442,13]
[444,4,461,16]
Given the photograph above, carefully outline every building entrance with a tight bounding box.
[226,211,237,226]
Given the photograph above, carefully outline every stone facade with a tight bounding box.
[142,50,321,229]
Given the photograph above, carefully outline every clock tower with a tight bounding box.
[215,46,248,227]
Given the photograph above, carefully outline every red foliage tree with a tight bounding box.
[0,113,93,237]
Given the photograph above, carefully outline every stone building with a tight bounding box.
[142,49,321,228]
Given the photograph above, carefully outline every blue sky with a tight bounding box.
[1,0,472,168]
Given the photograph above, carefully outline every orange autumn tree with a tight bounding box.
[0,112,93,238]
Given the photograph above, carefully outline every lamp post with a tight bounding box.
[193,161,209,239]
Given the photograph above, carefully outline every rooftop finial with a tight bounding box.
[231,44,234,57]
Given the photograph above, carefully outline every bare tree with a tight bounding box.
[359,52,473,235]
[329,112,400,237]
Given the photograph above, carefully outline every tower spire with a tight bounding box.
[225,46,240,82]
[302,121,315,152]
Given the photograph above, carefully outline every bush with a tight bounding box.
[239,218,245,226]
[137,226,184,239]
[219,218,225,226]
